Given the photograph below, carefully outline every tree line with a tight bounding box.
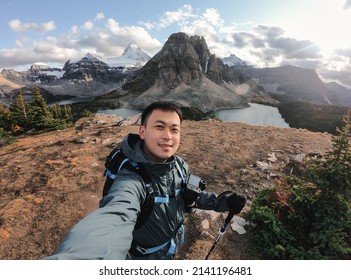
[278,101,349,135]
[0,87,92,147]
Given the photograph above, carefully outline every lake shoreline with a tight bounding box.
[97,102,290,128]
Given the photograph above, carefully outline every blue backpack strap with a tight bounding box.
[132,224,185,257]
[175,158,185,181]
[166,224,185,256]
[151,158,185,203]
[129,159,187,257]
[135,240,170,255]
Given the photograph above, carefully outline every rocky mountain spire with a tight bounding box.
[120,32,254,111]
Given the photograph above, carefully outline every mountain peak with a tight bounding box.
[120,32,253,111]
[122,40,139,55]
[30,62,53,72]
[62,52,110,81]
[82,53,100,61]
[222,54,247,67]
[106,41,150,68]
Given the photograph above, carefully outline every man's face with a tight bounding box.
[139,109,181,163]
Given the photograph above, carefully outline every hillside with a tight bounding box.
[0,114,332,260]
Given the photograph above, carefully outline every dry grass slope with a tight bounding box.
[0,115,332,259]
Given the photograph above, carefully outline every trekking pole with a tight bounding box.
[205,210,235,260]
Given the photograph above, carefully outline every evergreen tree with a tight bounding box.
[63,105,73,121]
[50,104,61,119]
[0,103,15,146]
[0,127,15,147]
[28,87,66,131]
[0,102,11,131]
[9,91,30,132]
[49,104,73,127]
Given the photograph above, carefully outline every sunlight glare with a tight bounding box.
[280,0,351,56]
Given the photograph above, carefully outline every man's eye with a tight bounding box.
[155,125,164,129]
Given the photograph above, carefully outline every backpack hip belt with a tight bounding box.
[130,224,185,257]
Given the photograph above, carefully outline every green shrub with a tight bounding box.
[0,128,16,147]
[249,111,351,259]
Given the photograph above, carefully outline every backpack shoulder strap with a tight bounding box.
[102,147,154,229]
[103,148,130,196]
[133,163,155,230]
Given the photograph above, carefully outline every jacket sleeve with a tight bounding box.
[44,171,145,260]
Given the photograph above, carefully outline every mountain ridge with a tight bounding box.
[1,32,351,109]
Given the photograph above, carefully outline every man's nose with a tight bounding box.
[162,129,172,139]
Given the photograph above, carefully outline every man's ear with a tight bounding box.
[139,126,145,139]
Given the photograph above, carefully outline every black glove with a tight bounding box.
[183,187,200,207]
[226,192,246,214]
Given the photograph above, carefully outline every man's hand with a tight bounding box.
[214,191,246,213]
[226,193,246,214]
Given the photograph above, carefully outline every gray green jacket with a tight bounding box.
[45,134,229,260]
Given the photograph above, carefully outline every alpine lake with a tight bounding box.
[97,103,289,128]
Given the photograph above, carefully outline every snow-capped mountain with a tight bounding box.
[62,53,119,81]
[105,41,151,68]
[30,62,53,72]
[222,54,247,67]
[1,42,150,88]
[29,62,64,80]
[63,53,109,71]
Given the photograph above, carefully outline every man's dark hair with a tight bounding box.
[141,101,183,126]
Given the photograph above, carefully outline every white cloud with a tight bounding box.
[344,0,351,9]
[139,20,156,31]
[203,8,223,27]
[82,21,94,30]
[2,4,351,88]
[181,19,217,40]
[158,5,195,29]
[106,18,120,34]
[0,44,78,69]
[319,65,351,88]
[70,25,79,34]
[15,40,23,48]
[335,48,351,59]
[95,12,105,21]
[8,19,56,33]
[105,18,161,54]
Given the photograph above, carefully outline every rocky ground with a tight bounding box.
[0,114,333,260]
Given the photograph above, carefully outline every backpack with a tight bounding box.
[102,143,201,256]
[103,147,155,229]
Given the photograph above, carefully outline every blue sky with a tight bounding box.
[1,0,351,87]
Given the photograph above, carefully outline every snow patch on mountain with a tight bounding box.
[105,41,151,68]
[30,62,64,82]
[30,62,52,72]
[222,54,247,67]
